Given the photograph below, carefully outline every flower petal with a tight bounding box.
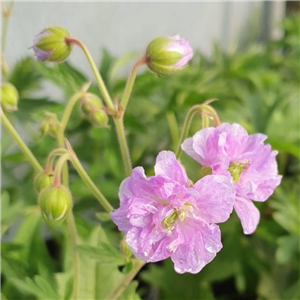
[171,221,222,274]
[181,137,202,164]
[154,151,189,187]
[234,196,260,235]
[193,175,235,223]
[119,167,153,203]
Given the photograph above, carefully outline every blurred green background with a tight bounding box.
[1,8,299,300]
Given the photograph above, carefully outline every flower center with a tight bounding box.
[228,160,249,183]
[161,208,186,231]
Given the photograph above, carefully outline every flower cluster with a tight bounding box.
[182,123,282,234]
[112,124,281,273]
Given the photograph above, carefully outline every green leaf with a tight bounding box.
[77,243,126,265]
[11,275,59,300]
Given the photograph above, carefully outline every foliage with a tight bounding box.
[1,15,299,300]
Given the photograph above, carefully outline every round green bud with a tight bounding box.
[80,93,103,116]
[33,26,72,63]
[34,171,54,193]
[146,35,193,76]
[38,185,73,227]
[90,109,108,128]
[1,83,19,112]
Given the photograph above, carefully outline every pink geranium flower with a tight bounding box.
[111,151,235,274]
[182,123,282,235]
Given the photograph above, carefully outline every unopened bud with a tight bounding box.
[38,185,72,227]
[32,26,72,63]
[1,83,19,112]
[40,112,60,138]
[146,35,193,76]
[90,109,108,128]
[34,171,54,193]
[80,93,103,115]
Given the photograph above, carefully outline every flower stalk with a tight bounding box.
[120,55,148,111]
[65,37,115,112]
[64,139,114,213]
[175,99,219,159]
[1,109,43,172]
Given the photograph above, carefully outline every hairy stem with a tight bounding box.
[120,55,148,111]
[65,139,114,213]
[65,37,115,112]
[1,109,43,172]
[113,117,132,177]
[175,105,203,159]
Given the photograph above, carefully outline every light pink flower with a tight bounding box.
[182,123,282,235]
[111,151,235,274]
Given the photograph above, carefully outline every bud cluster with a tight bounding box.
[80,93,108,128]
[40,112,60,138]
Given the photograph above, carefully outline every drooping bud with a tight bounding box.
[34,171,54,193]
[32,26,72,63]
[146,35,193,76]
[38,185,72,227]
[40,112,60,138]
[90,109,109,128]
[80,93,103,115]
[1,83,19,112]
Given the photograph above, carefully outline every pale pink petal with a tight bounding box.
[181,137,202,164]
[154,151,189,187]
[193,175,235,223]
[119,167,153,203]
[234,197,260,235]
[171,221,222,274]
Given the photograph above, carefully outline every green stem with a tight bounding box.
[65,212,80,300]
[105,259,145,300]
[53,153,70,186]
[175,105,203,159]
[113,117,132,177]
[120,55,147,111]
[1,1,14,53]
[56,101,80,299]
[1,109,43,172]
[45,148,68,172]
[67,144,114,213]
[60,92,85,131]
[65,37,115,112]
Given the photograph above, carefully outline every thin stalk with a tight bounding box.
[105,259,145,300]
[53,153,70,186]
[175,105,203,159]
[113,117,132,177]
[1,110,42,172]
[1,1,14,53]
[60,92,85,131]
[65,37,115,112]
[45,148,68,172]
[120,55,147,111]
[56,101,80,299]
[65,140,114,213]
[65,213,80,300]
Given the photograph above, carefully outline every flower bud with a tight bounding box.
[1,83,19,112]
[38,185,72,227]
[90,109,109,128]
[33,26,72,62]
[146,35,193,76]
[80,93,103,116]
[40,112,60,138]
[34,171,54,193]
